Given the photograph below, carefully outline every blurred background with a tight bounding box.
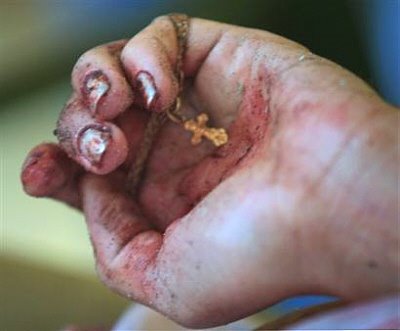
[1,0,399,330]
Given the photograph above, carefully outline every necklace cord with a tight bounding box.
[127,14,189,195]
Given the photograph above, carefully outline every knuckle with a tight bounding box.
[120,42,131,64]
[74,48,96,71]
[151,14,170,26]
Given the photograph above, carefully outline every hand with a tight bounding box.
[21,17,399,328]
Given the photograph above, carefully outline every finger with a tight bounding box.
[80,172,162,303]
[56,96,128,175]
[72,40,134,120]
[121,15,233,113]
[120,16,300,117]
[21,143,82,208]
[120,18,180,113]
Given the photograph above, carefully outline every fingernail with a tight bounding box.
[84,70,110,114]
[136,71,157,110]
[78,125,111,164]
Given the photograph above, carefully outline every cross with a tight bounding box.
[183,113,228,147]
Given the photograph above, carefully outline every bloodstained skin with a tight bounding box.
[55,97,128,175]
[20,16,399,329]
[21,145,69,197]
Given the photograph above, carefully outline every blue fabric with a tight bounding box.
[267,295,337,315]
[365,0,400,106]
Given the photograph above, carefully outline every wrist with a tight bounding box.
[301,108,399,300]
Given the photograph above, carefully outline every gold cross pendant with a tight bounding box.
[183,113,228,147]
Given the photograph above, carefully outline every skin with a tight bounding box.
[21,17,399,328]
